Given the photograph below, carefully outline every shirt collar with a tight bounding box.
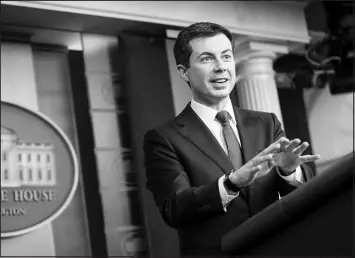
[190,98,237,125]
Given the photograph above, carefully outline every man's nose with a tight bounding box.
[213,59,227,72]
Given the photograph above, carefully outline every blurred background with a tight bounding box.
[1,1,353,257]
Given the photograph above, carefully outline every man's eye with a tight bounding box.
[201,57,212,62]
[223,55,232,60]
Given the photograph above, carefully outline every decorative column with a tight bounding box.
[81,33,148,257]
[234,41,289,126]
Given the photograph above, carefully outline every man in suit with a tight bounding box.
[143,22,320,256]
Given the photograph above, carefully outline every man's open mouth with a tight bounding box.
[211,78,228,83]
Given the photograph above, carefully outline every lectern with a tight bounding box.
[222,152,354,256]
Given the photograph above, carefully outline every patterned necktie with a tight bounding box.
[216,110,243,170]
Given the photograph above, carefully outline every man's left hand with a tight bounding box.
[274,138,321,176]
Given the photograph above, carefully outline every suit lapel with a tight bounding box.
[234,106,262,201]
[175,104,234,175]
[233,106,260,163]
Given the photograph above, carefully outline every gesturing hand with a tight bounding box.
[229,137,289,187]
[274,138,321,175]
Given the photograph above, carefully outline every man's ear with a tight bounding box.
[177,64,189,82]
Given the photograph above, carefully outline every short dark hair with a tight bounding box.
[173,22,234,68]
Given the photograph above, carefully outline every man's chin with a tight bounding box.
[212,87,233,97]
[208,94,230,104]
[212,83,230,89]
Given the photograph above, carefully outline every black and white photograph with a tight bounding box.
[1,1,354,257]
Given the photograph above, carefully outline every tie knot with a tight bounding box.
[216,110,230,125]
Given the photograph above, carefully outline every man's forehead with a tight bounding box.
[189,34,232,54]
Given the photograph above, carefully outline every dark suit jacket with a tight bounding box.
[143,103,315,256]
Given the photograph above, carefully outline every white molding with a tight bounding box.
[233,40,289,63]
[2,1,311,44]
[246,41,289,54]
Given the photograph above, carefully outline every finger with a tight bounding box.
[258,137,289,156]
[275,136,290,144]
[251,154,274,166]
[300,154,321,163]
[280,141,289,152]
[293,142,309,156]
[274,137,290,152]
[249,165,261,175]
[259,143,282,156]
[275,137,290,145]
[285,138,301,152]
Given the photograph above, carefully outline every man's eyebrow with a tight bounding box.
[222,49,233,54]
[196,49,232,59]
[196,52,213,59]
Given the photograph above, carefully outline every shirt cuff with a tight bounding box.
[218,175,239,212]
[277,166,304,186]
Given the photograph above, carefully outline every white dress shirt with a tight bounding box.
[190,98,304,211]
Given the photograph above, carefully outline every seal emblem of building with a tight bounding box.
[1,101,79,238]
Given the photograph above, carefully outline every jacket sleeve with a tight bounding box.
[143,128,225,229]
[270,113,316,196]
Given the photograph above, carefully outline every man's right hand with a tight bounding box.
[229,137,290,187]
